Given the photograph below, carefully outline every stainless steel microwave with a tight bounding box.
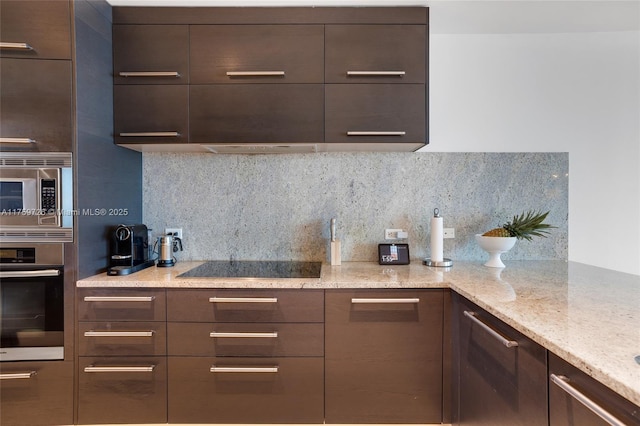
[0,152,73,242]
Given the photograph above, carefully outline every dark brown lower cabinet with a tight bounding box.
[549,352,640,426]
[0,360,73,426]
[325,289,444,423]
[168,356,324,423]
[77,356,167,424]
[453,293,548,426]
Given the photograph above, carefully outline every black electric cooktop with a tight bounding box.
[177,261,322,279]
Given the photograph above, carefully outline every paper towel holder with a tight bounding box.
[423,208,453,267]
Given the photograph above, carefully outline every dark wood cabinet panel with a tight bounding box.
[0,58,72,152]
[167,289,324,323]
[77,356,168,424]
[453,293,548,426]
[190,25,324,84]
[549,352,640,426]
[113,24,189,85]
[114,85,188,144]
[78,321,167,356]
[168,322,323,357]
[77,288,167,322]
[325,25,426,84]
[325,83,426,144]
[0,0,71,60]
[0,360,73,426]
[189,84,324,144]
[325,289,443,423]
[168,356,324,423]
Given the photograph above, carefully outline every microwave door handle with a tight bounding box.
[0,269,60,279]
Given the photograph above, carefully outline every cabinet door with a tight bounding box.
[190,84,324,143]
[168,356,324,423]
[0,360,73,426]
[454,294,548,426]
[325,25,426,84]
[114,85,188,144]
[325,84,426,144]
[0,0,71,60]
[190,25,323,84]
[325,289,443,423]
[0,59,72,152]
[549,352,640,426]
[113,24,189,85]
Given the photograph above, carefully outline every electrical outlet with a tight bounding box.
[443,228,455,239]
[385,229,404,240]
[165,228,183,240]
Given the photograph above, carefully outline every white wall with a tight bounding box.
[111,0,640,275]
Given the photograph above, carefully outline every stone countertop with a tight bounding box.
[77,260,640,407]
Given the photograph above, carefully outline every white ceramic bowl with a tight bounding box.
[475,234,517,268]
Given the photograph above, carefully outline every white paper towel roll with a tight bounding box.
[430,213,444,262]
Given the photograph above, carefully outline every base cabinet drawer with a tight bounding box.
[78,321,167,356]
[77,356,167,424]
[77,288,166,322]
[0,360,73,426]
[549,352,640,426]
[168,356,324,423]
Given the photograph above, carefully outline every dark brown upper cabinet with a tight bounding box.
[189,25,324,84]
[114,85,189,144]
[0,0,71,60]
[113,24,189,85]
[0,58,72,152]
[325,25,426,84]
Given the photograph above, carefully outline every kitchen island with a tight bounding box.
[78,260,640,409]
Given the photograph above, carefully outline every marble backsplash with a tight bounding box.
[142,152,568,263]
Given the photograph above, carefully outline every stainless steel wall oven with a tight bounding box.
[0,243,64,361]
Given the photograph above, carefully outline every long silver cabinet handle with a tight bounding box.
[210,366,278,373]
[84,331,155,337]
[464,311,518,348]
[0,42,33,50]
[347,131,406,136]
[351,298,420,304]
[83,296,155,302]
[119,132,180,137]
[210,331,278,338]
[0,138,36,144]
[0,371,37,380]
[119,71,180,77]
[0,269,60,279]
[226,71,285,77]
[550,374,626,426]
[209,297,278,303]
[84,366,155,373]
[347,71,405,77]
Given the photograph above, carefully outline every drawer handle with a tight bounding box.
[118,71,180,78]
[208,297,278,303]
[119,132,180,137]
[226,71,285,77]
[84,365,155,373]
[83,296,155,302]
[0,42,33,50]
[210,366,278,373]
[351,298,420,304]
[0,371,37,380]
[550,374,626,426]
[210,331,278,338]
[464,311,518,348]
[347,71,406,77]
[0,138,36,144]
[347,131,406,136]
[84,331,155,337]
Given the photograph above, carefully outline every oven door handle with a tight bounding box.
[0,269,61,279]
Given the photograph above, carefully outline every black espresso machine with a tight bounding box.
[108,224,155,275]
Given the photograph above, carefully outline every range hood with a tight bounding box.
[117,142,426,154]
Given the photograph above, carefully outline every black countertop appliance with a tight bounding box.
[108,224,154,275]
